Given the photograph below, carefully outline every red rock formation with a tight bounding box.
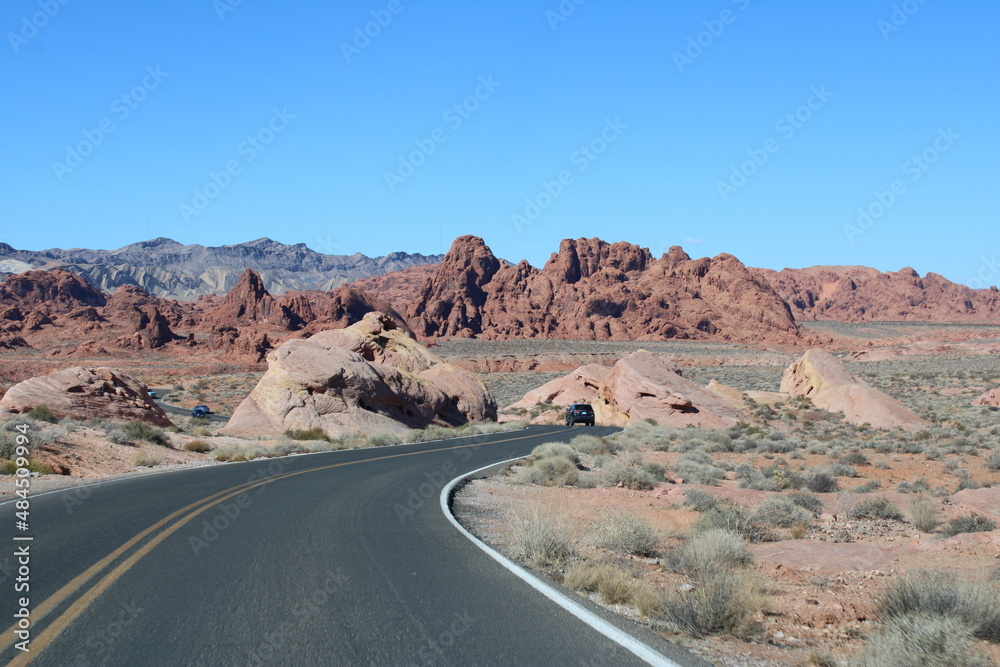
[758,266,1000,322]
[349,263,440,315]
[304,286,412,337]
[115,305,181,350]
[407,236,803,344]
[0,268,106,311]
[204,269,294,329]
[211,325,272,363]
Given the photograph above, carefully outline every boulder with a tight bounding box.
[973,388,1000,407]
[221,312,497,439]
[0,367,171,426]
[780,349,929,431]
[506,351,747,428]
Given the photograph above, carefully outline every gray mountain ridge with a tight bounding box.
[0,237,443,300]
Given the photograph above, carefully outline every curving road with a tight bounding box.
[1,426,708,666]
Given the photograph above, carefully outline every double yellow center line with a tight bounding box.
[3,428,569,665]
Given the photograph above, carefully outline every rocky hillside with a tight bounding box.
[0,237,443,300]
[759,266,1000,322]
[404,236,805,345]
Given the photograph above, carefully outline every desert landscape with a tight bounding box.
[2,235,1000,665]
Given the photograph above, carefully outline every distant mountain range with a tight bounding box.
[0,237,443,300]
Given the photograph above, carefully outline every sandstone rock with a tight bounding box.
[506,350,747,428]
[0,367,171,426]
[407,236,803,344]
[0,268,107,312]
[759,265,1000,322]
[306,286,412,337]
[115,305,181,350]
[212,325,272,363]
[780,349,929,431]
[596,351,747,428]
[705,380,746,409]
[222,312,496,439]
[204,269,295,329]
[973,388,1000,407]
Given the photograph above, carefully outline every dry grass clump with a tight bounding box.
[183,439,212,453]
[510,443,581,486]
[361,430,403,448]
[942,514,997,537]
[849,496,904,521]
[683,487,719,512]
[133,450,163,467]
[591,511,659,557]
[752,494,813,528]
[562,562,657,608]
[677,529,753,575]
[984,450,1000,472]
[672,451,727,485]
[852,613,989,667]
[507,510,578,567]
[569,433,617,455]
[878,571,1000,643]
[908,495,942,533]
[694,504,774,543]
[212,442,303,462]
[600,461,657,490]
[284,427,330,441]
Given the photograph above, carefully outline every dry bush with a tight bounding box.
[601,462,656,490]
[183,440,212,453]
[852,613,987,667]
[569,434,611,455]
[806,472,839,493]
[363,430,403,448]
[508,510,578,567]
[985,451,1000,472]
[879,571,1000,642]
[531,442,580,464]
[511,455,579,487]
[908,495,942,533]
[133,451,163,467]
[660,570,762,639]
[284,427,330,441]
[592,511,659,556]
[694,504,773,543]
[683,487,719,512]
[678,529,753,575]
[849,496,904,521]
[943,514,997,537]
[787,491,824,515]
[752,495,813,528]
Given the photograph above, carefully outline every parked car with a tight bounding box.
[565,403,595,426]
[147,390,158,399]
[191,405,211,418]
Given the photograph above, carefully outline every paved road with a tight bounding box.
[1,426,708,666]
[150,391,229,426]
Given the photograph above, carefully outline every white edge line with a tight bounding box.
[440,453,682,667]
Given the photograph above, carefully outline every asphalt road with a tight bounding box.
[1,426,708,666]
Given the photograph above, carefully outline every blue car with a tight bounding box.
[191,405,211,418]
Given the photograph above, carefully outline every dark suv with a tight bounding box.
[191,405,211,418]
[565,403,595,426]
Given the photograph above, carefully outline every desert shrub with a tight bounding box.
[841,451,870,466]
[105,427,133,445]
[1,459,53,475]
[908,495,942,533]
[734,463,777,492]
[853,613,987,667]
[853,480,882,493]
[531,442,580,465]
[563,563,638,605]
[942,515,997,537]
[592,511,659,556]
[897,478,931,494]
[787,491,824,515]
[602,462,656,490]
[661,570,762,639]
[879,571,1000,642]
[363,430,402,448]
[569,434,610,455]
[825,462,860,478]
[27,405,58,423]
[133,451,162,467]
[694,505,772,543]
[985,451,1000,473]
[672,453,726,485]
[806,472,839,493]
[516,455,579,486]
[508,511,577,567]
[284,427,330,441]
[683,488,719,512]
[849,496,904,521]
[752,495,812,528]
[123,421,170,448]
[678,529,753,574]
[183,440,212,453]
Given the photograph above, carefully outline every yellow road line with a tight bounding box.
[5,428,569,665]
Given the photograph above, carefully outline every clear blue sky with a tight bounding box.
[2,0,997,285]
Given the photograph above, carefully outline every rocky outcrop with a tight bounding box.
[0,268,106,313]
[507,351,747,428]
[304,286,412,337]
[115,305,181,350]
[204,269,296,329]
[211,326,272,363]
[973,388,1000,408]
[348,263,441,317]
[221,312,497,439]
[780,349,929,430]
[407,237,803,344]
[0,367,171,426]
[759,266,1000,322]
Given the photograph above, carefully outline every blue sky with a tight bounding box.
[2,0,998,286]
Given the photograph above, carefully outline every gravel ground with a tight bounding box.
[435,338,789,361]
